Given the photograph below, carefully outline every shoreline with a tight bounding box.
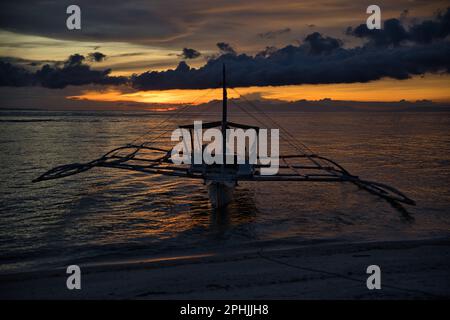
[1,237,449,299]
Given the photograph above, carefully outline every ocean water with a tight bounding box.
[0,109,449,273]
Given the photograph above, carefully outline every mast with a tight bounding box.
[221,63,227,166]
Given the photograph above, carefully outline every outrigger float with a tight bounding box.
[33,65,415,209]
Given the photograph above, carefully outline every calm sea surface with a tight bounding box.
[1,110,449,273]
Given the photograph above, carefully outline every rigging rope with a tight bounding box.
[228,89,417,206]
[230,88,314,154]
[131,87,217,146]
[229,88,330,170]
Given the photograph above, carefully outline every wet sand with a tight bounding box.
[1,238,449,299]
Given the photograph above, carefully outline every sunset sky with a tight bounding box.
[0,0,449,109]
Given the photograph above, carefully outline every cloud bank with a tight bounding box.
[347,9,450,46]
[0,53,126,88]
[131,8,450,90]
[1,8,449,90]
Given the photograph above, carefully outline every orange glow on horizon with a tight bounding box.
[68,88,241,105]
[67,74,450,106]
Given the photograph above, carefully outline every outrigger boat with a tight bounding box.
[33,65,415,209]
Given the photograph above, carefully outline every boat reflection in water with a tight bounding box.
[208,185,258,238]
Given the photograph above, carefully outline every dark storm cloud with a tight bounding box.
[131,39,450,90]
[258,28,291,39]
[0,54,126,88]
[303,32,342,54]
[35,64,125,89]
[180,48,201,59]
[64,54,85,66]
[131,10,450,90]
[255,46,278,58]
[216,42,236,55]
[409,8,450,44]
[347,8,450,46]
[0,61,35,86]
[347,19,411,47]
[87,52,107,62]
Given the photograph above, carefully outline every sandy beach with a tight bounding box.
[1,237,449,299]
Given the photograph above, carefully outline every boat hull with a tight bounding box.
[207,181,235,208]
